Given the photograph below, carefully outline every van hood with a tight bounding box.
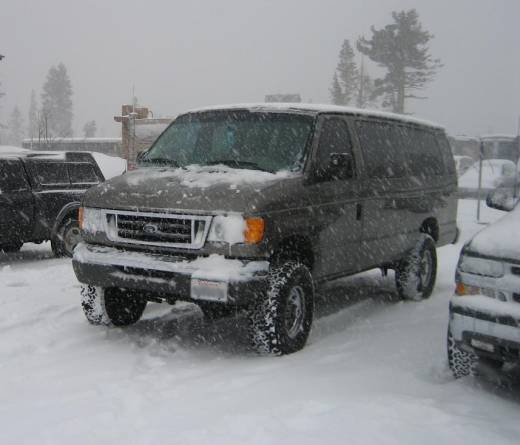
[465,204,520,261]
[83,165,300,215]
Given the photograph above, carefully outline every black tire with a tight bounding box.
[248,261,314,355]
[1,241,23,253]
[395,234,437,301]
[81,285,147,327]
[447,328,477,378]
[52,217,82,258]
[199,302,236,321]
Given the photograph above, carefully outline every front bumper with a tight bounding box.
[449,296,520,362]
[72,242,269,306]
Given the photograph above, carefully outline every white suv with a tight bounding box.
[448,188,520,377]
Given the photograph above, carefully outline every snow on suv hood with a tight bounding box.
[466,204,520,260]
[83,165,298,214]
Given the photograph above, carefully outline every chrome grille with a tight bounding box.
[105,210,211,249]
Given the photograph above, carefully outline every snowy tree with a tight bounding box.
[83,120,97,138]
[27,90,38,141]
[7,106,24,146]
[329,73,344,105]
[41,63,73,137]
[330,40,359,105]
[357,9,442,114]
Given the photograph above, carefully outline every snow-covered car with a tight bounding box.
[448,188,520,377]
[457,158,516,198]
[453,155,474,176]
[73,103,458,355]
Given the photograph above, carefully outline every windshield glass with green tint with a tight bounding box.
[141,110,314,173]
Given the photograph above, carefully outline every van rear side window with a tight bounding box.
[356,121,406,179]
[398,127,444,176]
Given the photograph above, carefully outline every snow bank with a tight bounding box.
[0,145,29,154]
[127,164,296,188]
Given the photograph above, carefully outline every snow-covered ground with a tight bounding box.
[1,200,519,444]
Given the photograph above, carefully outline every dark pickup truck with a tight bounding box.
[0,150,105,256]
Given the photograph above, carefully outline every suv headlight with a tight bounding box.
[79,207,106,235]
[459,255,504,278]
[207,215,264,245]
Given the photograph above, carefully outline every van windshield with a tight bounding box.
[141,110,314,173]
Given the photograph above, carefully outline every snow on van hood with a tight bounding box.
[466,203,520,260]
[84,165,299,214]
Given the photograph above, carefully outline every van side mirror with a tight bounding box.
[326,153,354,180]
[486,188,518,212]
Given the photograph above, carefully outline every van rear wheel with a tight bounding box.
[395,234,437,301]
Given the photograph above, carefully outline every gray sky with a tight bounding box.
[1,0,519,137]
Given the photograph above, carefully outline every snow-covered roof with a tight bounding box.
[185,103,444,130]
[480,134,518,141]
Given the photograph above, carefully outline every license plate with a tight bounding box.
[471,338,495,353]
[191,277,228,302]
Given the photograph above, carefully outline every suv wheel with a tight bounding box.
[248,261,314,355]
[447,328,477,378]
[52,217,82,257]
[1,241,23,253]
[81,285,147,326]
[395,234,437,301]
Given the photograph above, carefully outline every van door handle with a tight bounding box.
[356,203,362,220]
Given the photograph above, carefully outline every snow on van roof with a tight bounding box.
[186,103,444,130]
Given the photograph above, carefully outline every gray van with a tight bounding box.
[73,104,458,354]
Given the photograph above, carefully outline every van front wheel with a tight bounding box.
[395,234,437,301]
[248,261,314,355]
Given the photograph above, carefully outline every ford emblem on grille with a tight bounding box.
[143,223,159,234]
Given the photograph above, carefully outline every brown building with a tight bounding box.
[114,105,173,162]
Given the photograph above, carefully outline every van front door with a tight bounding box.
[307,115,363,279]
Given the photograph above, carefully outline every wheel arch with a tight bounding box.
[51,201,81,238]
[270,235,315,271]
[420,217,439,243]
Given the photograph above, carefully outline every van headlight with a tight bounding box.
[459,255,504,278]
[208,215,264,245]
[79,207,106,235]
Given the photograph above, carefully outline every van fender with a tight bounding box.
[52,201,81,237]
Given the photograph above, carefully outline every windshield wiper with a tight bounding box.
[139,157,179,167]
[206,159,273,173]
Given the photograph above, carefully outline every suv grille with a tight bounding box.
[105,210,211,249]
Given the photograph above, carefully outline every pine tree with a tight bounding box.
[83,120,97,138]
[7,106,24,146]
[27,90,38,141]
[336,40,359,105]
[41,63,73,137]
[329,73,344,105]
[357,9,442,114]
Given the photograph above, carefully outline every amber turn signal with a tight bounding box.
[78,207,84,230]
[244,217,265,244]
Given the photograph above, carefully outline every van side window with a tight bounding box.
[400,127,444,176]
[316,117,354,178]
[356,121,406,178]
[0,160,30,192]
